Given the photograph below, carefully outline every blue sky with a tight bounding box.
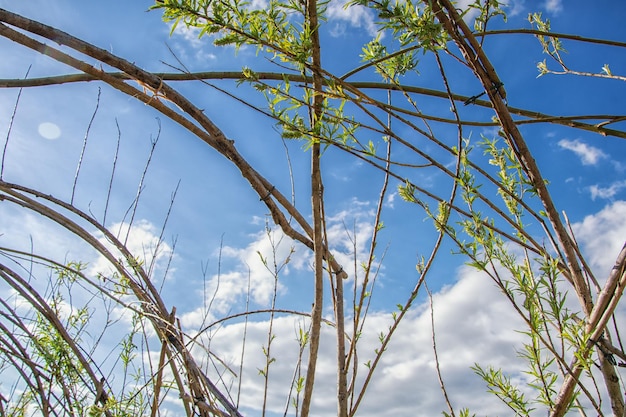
[0,0,625,416]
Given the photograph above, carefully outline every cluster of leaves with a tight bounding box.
[156,0,316,68]
[0,260,152,417]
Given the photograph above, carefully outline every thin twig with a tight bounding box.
[71,87,100,205]
[236,266,252,408]
[426,283,455,417]
[1,65,30,180]
[103,118,121,226]
[123,120,160,246]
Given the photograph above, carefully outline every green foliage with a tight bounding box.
[456,138,590,414]
[398,180,417,204]
[472,364,534,416]
[528,13,564,56]
[443,408,475,417]
[156,0,314,68]
[259,334,277,377]
[0,260,155,417]
[352,0,446,50]
[480,135,526,219]
[528,12,567,78]
[360,37,419,82]
[468,0,506,32]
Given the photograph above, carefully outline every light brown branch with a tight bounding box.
[1,71,624,140]
[301,0,328,414]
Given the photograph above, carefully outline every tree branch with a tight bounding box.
[1,71,623,139]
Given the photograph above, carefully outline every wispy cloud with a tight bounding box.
[589,180,626,201]
[544,0,563,13]
[505,0,526,17]
[169,23,218,62]
[385,191,397,209]
[180,200,377,327]
[558,138,608,165]
[90,219,174,284]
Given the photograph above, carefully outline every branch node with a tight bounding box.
[260,186,275,202]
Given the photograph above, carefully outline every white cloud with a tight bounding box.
[168,196,538,415]
[571,200,626,277]
[183,208,626,416]
[193,266,529,416]
[181,200,378,328]
[249,0,269,9]
[181,226,298,327]
[557,138,608,165]
[0,208,85,264]
[544,0,563,13]
[611,160,626,172]
[173,200,626,416]
[91,219,173,279]
[385,191,396,208]
[327,0,378,37]
[169,22,219,64]
[325,0,498,37]
[136,199,626,416]
[325,198,376,273]
[589,180,626,201]
[171,24,206,49]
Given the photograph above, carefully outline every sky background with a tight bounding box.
[0,0,625,416]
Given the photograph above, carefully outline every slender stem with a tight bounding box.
[1,65,29,180]
[71,87,100,205]
[478,28,626,48]
[426,284,455,417]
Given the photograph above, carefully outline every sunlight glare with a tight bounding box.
[38,122,61,140]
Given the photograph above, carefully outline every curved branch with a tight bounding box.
[431,2,624,415]
[0,8,358,282]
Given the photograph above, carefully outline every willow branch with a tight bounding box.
[301,0,328,414]
[478,28,626,48]
[432,2,623,415]
[0,8,361,284]
[1,71,623,139]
